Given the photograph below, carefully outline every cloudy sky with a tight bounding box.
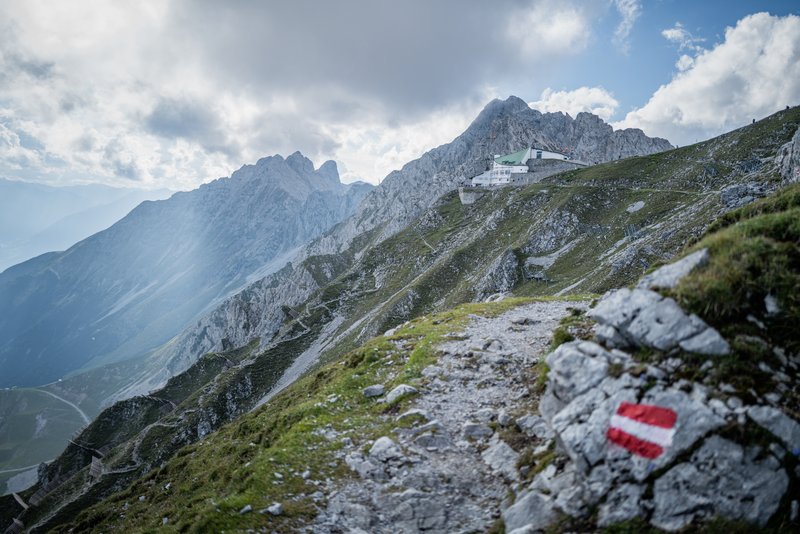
[1,0,799,190]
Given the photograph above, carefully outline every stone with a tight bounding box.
[791,500,799,522]
[474,408,498,422]
[502,491,558,533]
[554,484,588,517]
[369,437,404,462]
[413,432,451,449]
[748,405,800,452]
[636,248,710,290]
[363,384,385,398]
[545,341,609,404]
[507,526,538,534]
[345,452,387,480]
[764,294,782,316]
[721,182,769,210]
[589,288,663,330]
[396,408,432,421]
[421,365,444,378]
[482,438,520,479]
[539,389,566,427]
[626,298,705,350]
[386,384,418,404]
[595,324,630,348]
[239,504,252,514]
[461,423,493,440]
[265,503,283,516]
[679,327,730,355]
[651,435,788,531]
[498,410,512,426]
[516,414,549,438]
[597,483,646,527]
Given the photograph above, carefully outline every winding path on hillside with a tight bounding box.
[34,389,91,425]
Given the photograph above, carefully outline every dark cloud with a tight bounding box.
[145,97,239,158]
[102,138,142,181]
[158,0,576,121]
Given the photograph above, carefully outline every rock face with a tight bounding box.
[776,125,800,185]
[293,96,673,266]
[0,153,372,389]
[720,181,770,210]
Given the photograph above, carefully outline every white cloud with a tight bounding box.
[529,87,619,121]
[661,22,706,53]
[611,0,642,53]
[507,1,590,56]
[614,13,800,146]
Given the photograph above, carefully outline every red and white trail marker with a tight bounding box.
[606,402,678,459]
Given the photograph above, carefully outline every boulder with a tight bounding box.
[502,491,558,533]
[481,438,520,479]
[386,384,418,403]
[636,248,709,290]
[679,327,730,355]
[597,483,646,527]
[748,405,800,453]
[625,299,705,350]
[363,384,385,398]
[589,288,662,330]
[651,435,788,531]
[545,342,609,404]
[369,437,404,462]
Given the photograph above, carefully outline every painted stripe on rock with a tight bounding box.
[609,414,676,448]
[607,402,678,459]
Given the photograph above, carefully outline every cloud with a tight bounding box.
[529,87,619,121]
[0,1,600,188]
[661,22,706,54]
[507,1,591,56]
[611,0,641,53]
[613,13,800,146]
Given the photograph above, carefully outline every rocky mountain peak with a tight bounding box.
[316,159,341,186]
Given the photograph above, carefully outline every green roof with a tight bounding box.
[494,148,529,166]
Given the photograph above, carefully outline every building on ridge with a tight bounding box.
[471,146,571,187]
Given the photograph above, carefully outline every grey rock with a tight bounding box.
[651,435,788,531]
[595,324,630,348]
[482,438,520,480]
[626,298,705,350]
[721,182,769,210]
[369,436,404,462]
[765,294,782,316]
[345,452,387,480]
[775,126,800,186]
[748,405,800,452]
[636,248,709,290]
[589,288,663,330]
[461,423,494,440]
[474,408,498,422]
[539,388,566,428]
[516,414,551,438]
[507,526,538,534]
[502,491,558,533]
[421,365,444,378]
[791,500,799,522]
[584,464,616,505]
[386,384,418,404]
[396,408,432,422]
[363,384,385,398]
[413,432,451,450]
[679,327,730,355]
[265,503,283,516]
[239,504,252,514]
[597,483,646,527]
[545,341,609,403]
[498,410,512,426]
[554,484,588,517]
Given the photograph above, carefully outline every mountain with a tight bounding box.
[0,188,174,272]
[3,103,798,533]
[0,154,372,389]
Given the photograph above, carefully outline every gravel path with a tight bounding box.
[311,299,589,534]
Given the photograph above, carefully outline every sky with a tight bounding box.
[0,0,799,190]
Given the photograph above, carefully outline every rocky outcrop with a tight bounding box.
[720,181,771,211]
[474,249,519,302]
[776,126,800,186]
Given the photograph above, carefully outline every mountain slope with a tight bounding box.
[0,154,372,388]
[0,188,174,272]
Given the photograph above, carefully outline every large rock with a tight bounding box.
[502,491,558,533]
[481,437,520,480]
[625,298,705,350]
[748,405,800,452]
[545,342,609,404]
[589,288,663,331]
[369,437,404,462]
[776,126,800,186]
[720,182,769,211]
[385,384,419,404]
[651,435,788,531]
[597,483,646,527]
[636,249,709,290]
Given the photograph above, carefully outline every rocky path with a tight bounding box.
[310,299,587,534]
